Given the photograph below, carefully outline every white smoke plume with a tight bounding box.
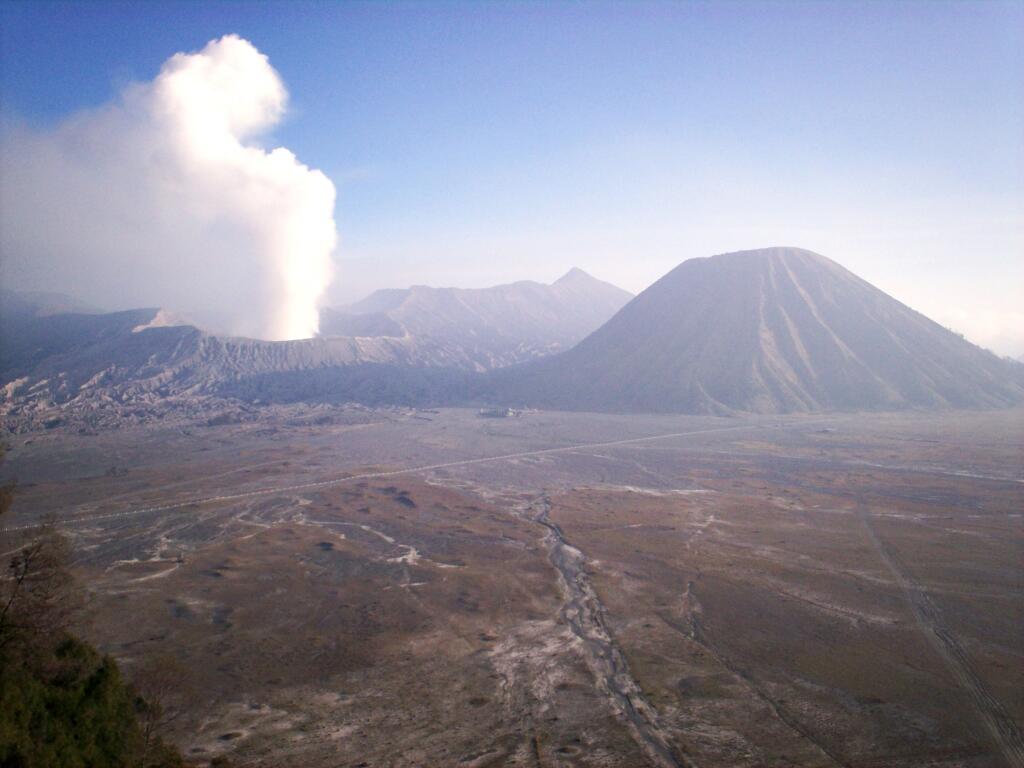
[0,35,336,340]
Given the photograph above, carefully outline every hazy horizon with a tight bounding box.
[2,1,1022,354]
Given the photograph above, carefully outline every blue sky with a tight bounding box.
[2,1,1022,352]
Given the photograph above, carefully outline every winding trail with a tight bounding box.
[859,507,1024,768]
[527,496,694,768]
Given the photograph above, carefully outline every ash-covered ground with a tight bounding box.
[2,406,1021,767]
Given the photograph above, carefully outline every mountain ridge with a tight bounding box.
[488,247,1024,413]
[0,268,631,423]
[319,268,632,370]
[3,249,1022,428]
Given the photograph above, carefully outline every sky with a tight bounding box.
[1,1,1022,352]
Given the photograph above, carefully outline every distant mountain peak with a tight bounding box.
[701,247,838,269]
[553,266,594,285]
[719,246,822,258]
[551,267,632,301]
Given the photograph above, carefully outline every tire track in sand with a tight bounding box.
[859,507,1024,768]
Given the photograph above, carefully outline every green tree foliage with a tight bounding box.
[0,636,180,767]
[0,444,184,768]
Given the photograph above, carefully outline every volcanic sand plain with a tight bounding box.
[2,406,1021,767]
